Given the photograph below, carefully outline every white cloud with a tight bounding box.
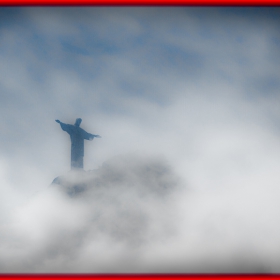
[0,7,280,272]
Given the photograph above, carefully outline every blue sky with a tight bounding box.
[1,7,280,272]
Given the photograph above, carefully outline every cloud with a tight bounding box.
[0,154,181,272]
[0,7,280,272]
[2,150,280,273]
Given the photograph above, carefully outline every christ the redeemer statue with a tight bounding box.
[56,118,101,169]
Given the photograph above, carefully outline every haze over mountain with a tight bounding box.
[1,7,280,273]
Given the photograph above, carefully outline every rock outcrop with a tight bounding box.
[51,154,180,198]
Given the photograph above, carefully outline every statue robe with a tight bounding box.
[59,122,95,169]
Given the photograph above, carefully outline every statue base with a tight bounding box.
[51,169,94,197]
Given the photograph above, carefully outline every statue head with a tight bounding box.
[75,118,82,127]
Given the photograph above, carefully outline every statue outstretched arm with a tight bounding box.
[55,120,71,133]
[88,134,101,141]
[85,133,101,141]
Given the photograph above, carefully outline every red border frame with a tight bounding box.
[0,0,279,5]
[0,276,280,279]
[0,1,280,4]
[0,3,279,280]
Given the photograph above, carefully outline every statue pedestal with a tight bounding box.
[51,169,91,197]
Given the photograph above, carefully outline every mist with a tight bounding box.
[2,139,280,273]
[1,7,280,273]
